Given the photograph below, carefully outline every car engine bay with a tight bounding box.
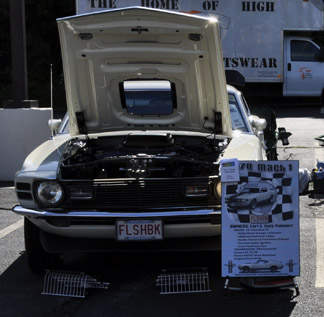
[59,133,228,180]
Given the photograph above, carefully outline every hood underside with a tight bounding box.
[57,7,231,137]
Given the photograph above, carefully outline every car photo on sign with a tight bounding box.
[238,259,284,273]
[225,181,278,214]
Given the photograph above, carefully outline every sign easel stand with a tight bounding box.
[223,277,244,295]
[223,276,300,297]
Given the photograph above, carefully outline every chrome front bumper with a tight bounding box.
[12,205,221,219]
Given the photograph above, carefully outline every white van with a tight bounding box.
[76,0,324,101]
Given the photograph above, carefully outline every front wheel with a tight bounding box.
[270,266,278,272]
[24,218,61,273]
[270,194,276,203]
[249,199,257,210]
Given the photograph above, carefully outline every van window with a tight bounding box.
[121,80,175,115]
[291,40,319,62]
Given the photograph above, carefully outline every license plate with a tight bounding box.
[116,219,163,241]
[250,214,269,223]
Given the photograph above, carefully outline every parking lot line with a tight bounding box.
[315,141,324,288]
[316,218,324,287]
[0,219,24,239]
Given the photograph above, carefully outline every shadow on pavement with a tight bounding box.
[272,105,324,119]
[0,251,298,317]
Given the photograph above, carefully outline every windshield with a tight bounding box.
[228,93,249,132]
[242,188,259,193]
[60,90,250,135]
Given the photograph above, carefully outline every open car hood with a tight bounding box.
[57,7,231,137]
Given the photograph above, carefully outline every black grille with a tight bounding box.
[61,178,220,210]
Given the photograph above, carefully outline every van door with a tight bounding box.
[283,37,324,97]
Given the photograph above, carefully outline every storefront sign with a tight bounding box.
[221,160,300,277]
[76,0,220,15]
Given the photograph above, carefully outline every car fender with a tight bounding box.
[19,136,69,173]
[222,133,266,161]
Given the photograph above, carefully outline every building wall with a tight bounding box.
[0,108,51,181]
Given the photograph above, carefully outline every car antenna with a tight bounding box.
[50,64,54,139]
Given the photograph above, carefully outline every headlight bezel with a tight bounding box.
[34,180,64,207]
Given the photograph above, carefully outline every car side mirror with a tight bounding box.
[249,115,267,131]
[48,119,62,135]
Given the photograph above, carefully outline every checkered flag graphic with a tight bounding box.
[225,170,295,223]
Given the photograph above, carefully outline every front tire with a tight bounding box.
[270,266,278,272]
[249,199,257,210]
[270,194,277,203]
[24,218,61,273]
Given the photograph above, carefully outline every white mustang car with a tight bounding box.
[225,181,277,211]
[239,260,284,273]
[12,7,266,272]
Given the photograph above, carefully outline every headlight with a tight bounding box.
[36,181,64,206]
[214,180,222,199]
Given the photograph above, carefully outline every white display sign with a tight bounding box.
[221,160,300,277]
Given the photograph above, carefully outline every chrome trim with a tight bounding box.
[13,205,220,218]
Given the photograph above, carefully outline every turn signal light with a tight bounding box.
[69,188,93,200]
[184,185,208,197]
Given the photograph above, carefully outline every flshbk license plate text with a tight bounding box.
[116,219,163,241]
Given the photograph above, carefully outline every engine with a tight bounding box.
[59,133,227,180]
